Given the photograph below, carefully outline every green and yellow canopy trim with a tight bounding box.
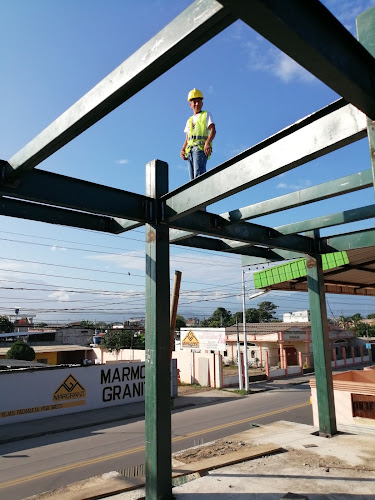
[253,251,349,289]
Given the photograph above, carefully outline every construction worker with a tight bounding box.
[180,88,216,180]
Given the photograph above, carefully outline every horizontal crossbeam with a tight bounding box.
[0,169,150,223]
[4,0,235,177]
[172,234,278,259]
[168,210,315,253]
[0,198,129,234]
[221,169,374,223]
[321,228,375,251]
[173,205,375,261]
[169,168,373,245]
[275,205,375,235]
[220,0,375,118]
[162,101,367,220]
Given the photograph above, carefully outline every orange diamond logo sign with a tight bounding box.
[53,374,86,402]
[182,330,200,348]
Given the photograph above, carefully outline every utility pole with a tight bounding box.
[170,270,182,360]
[242,270,249,392]
[236,318,243,390]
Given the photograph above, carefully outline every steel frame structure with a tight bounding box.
[2,1,375,498]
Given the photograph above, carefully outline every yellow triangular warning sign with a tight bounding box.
[182,330,200,348]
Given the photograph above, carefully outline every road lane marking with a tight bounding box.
[0,401,310,489]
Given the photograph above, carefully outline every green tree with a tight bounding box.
[246,308,260,323]
[209,307,233,327]
[367,313,375,319]
[0,316,14,333]
[355,322,375,338]
[80,320,95,329]
[257,301,278,322]
[101,330,145,352]
[175,314,186,330]
[6,340,35,361]
[232,308,259,324]
[232,311,243,324]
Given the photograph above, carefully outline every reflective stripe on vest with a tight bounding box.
[185,111,212,157]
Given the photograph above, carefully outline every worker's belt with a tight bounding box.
[188,135,208,141]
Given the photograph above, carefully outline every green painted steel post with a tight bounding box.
[357,7,375,194]
[306,230,337,437]
[145,159,172,499]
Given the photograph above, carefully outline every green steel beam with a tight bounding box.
[221,169,373,223]
[145,160,172,499]
[172,234,285,259]
[220,0,375,119]
[175,203,375,264]
[0,169,150,223]
[0,198,131,234]
[242,226,375,266]
[4,1,235,178]
[242,207,375,266]
[169,168,373,248]
[168,210,314,253]
[321,228,375,252]
[305,231,337,437]
[242,253,295,267]
[162,100,366,220]
[275,204,375,235]
[357,8,375,196]
[217,203,375,264]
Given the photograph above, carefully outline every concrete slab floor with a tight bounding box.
[110,421,375,500]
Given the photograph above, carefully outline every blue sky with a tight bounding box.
[0,0,375,324]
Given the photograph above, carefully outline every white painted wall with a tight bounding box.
[88,347,145,363]
[0,361,177,425]
[172,350,221,387]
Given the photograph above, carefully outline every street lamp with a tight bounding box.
[242,269,268,392]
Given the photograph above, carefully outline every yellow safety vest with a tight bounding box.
[185,111,212,157]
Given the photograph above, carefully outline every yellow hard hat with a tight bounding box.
[187,88,204,101]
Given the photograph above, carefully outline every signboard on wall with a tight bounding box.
[181,328,226,352]
[283,332,305,341]
[0,362,146,424]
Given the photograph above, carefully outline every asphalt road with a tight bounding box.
[0,385,311,500]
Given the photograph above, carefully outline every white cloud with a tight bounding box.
[245,42,315,84]
[241,1,375,84]
[115,159,129,165]
[50,245,67,252]
[276,179,312,190]
[48,290,70,302]
[272,53,314,84]
[86,251,145,271]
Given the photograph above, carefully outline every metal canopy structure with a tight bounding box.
[2,1,375,498]
[252,247,375,297]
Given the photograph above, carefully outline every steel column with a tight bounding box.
[357,7,375,195]
[306,230,337,437]
[145,160,171,499]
